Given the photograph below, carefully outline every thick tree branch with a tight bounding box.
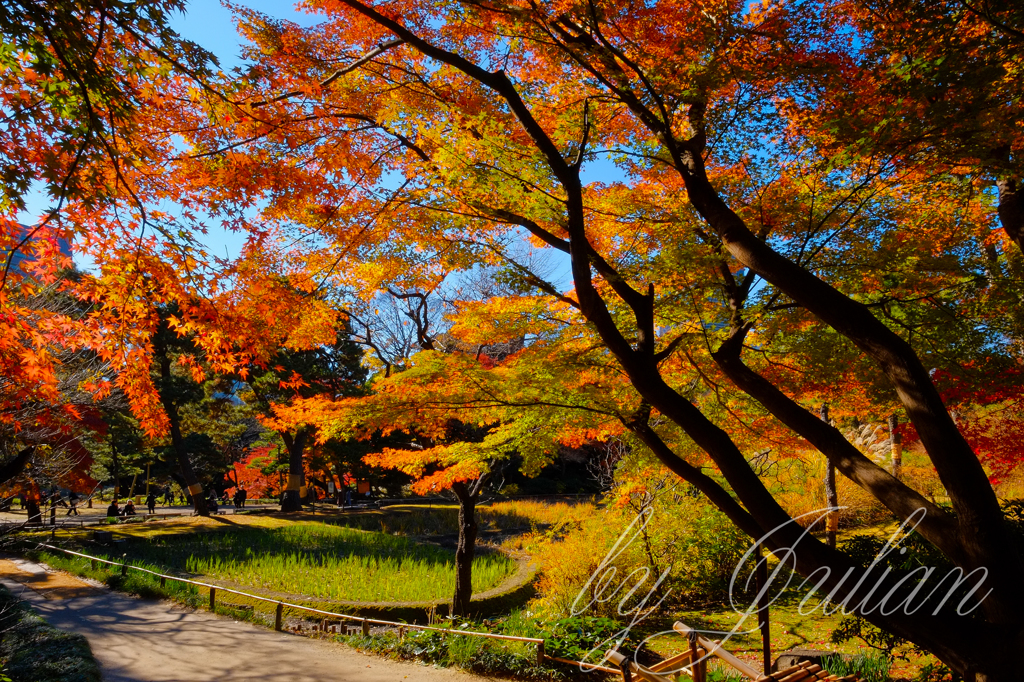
[666,119,1010,578]
[0,446,34,486]
[711,325,963,564]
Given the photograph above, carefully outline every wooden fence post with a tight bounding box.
[537,640,545,665]
[121,562,128,576]
[90,559,97,570]
[275,603,283,631]
[160,576,166,588]
[688,632,704,682]
[209,587,216,611]
[361,618,370,636]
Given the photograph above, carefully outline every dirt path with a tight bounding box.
[0,558,495,682]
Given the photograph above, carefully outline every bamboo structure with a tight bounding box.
[668,622,860,682]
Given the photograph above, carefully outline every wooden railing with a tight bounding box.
[606,623,861,682]
[36,542,548,664]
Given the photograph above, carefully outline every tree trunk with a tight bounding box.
[25,497,41,525]
[889,413,903,480]
[334,463,347,505]
[280,429,308,513]
[820,404,838,548]
[451,481,478,617]
[111,439,120,499]
[172,423,208,516]
[996,177,1023,254]
[156,329,208,517]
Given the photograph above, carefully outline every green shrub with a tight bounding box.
[541,614,624,661]
[344,612,573,680]
[0,585,101,682]
[706,662,746,682]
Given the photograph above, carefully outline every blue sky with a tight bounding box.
[169,0,319,72]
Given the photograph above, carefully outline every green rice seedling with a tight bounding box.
[71,522,515,603]
[822,652,890,682]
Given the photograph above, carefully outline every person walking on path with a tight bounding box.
[146,492,157,515]
[66,492,80,516]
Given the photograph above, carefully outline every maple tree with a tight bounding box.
[273,321,628,615]
[0,268,109,505]
[2,0,347,480]
[228,447,285,500]
[242,325,367,512]
[157,1,1024,677]
[1,0,234,513]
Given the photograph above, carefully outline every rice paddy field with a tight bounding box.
[88,522,517,603]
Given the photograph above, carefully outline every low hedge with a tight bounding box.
[0,584,102,682]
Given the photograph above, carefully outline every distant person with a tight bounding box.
[66,491,80,516]
[344,489,352,507]
[163,486,173,505]
[146,492,157,514]
[122,499,136,517]
[106,500,120,518]
[239,487,247,508]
